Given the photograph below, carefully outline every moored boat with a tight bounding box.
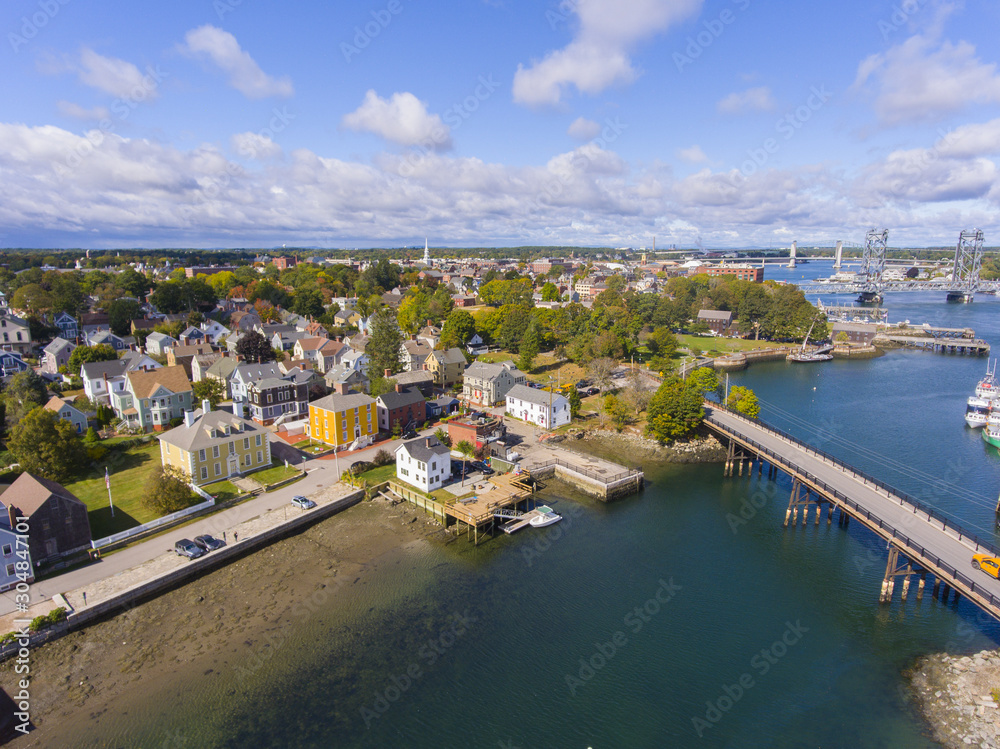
[966,396,992,428]
[983,419,1000,449]
[977,360,1000,400]
[529,506,562,527]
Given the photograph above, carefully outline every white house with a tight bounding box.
[394,436,451,493]
[341,348,369,376]
[145,331,176,356]
[505,383,571,430]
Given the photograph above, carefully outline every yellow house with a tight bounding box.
[156,407,272,485]
[424,347,467,388]
[308,383,376,448]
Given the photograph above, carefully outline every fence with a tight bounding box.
[91,495,216,549]
[705,408,1000,611]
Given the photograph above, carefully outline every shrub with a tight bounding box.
[29,615,48,632]
[46,606,67,625]
[371,449,394,467]
[0,632,17,646]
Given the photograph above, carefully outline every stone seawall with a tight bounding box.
[910,648,1000,748]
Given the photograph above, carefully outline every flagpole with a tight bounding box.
[105,467,115,518]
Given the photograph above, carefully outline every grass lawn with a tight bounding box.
[64,442,164,540]
[675,334,795,355]
[202,480,241,502]
[357,464,397,484]
[250,462,303,487]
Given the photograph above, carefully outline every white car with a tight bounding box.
[291,496,316,510]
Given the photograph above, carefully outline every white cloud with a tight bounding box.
[567,117,601,140]
[182,25,293,99]
[513,0,703,106]
[934,118,1000,158]
[716,86,775,114]
[853,35,1000,126]
[230,132,282,160]
[342,91,452,150]
[677,145,708,163]
[77,48,159,100]
[57,101,110,121]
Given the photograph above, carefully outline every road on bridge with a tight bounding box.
[706,406,1000,614]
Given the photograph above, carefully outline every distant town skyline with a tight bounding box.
[2,0,998,249]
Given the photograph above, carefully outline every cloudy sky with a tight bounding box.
[2,0,999,249]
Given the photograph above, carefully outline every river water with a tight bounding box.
[98,261,1000,748]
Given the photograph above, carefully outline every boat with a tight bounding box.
[787,320,834,363]
[966,396,992,428]
[529,506,562,527]
[975,360,1000,400]
[983,417,1000,449]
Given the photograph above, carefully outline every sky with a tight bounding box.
[1,0,999,250]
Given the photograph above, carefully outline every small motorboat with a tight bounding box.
[529,506,562,527]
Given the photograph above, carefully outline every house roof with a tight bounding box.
[3,472,85,517]
[377,386,425,410]
[156,409,265,453]
[80,358,128,380]
[506,383,566,407]
[171,344,214,357]
[44,395,83,416]
[206,357,240,379]
[388,370,434,385]
[311,391,375,412]
[324,365,367,384]
[697,309,733,321]
[146,331,176,343]
[402,340,432,357]
[464,360,523,381]
[43,337,74,355]
[232,362,283,383]
[395,435,449,462]
[126,364,192,398]
[430,348,467,365]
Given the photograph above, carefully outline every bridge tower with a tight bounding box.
[946,229,985,303]
[858,228,888,304]
[787,241,797,269]
[833,240,843,269]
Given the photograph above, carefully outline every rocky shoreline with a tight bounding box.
[552,426,727,465]
[910,648,1000,747]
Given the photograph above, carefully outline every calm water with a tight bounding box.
[99,271,1000,748]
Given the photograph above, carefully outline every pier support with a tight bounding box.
[784,479,819,529]
[879,546,915,604]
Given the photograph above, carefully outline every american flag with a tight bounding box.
[105,467,110,489]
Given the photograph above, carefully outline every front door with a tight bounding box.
[228,456,240,476]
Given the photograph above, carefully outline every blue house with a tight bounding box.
[54,311,78,341]
[0,351,29,377]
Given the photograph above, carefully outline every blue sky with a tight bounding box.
[2,0,999,249]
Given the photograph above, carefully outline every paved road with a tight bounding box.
[706,406,1000,612]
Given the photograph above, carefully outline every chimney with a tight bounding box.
[183,409,196,428]
[202,399,211,414]
[335,382,348,395]
[411,334,417,341]
[7,505,16,531]
[384,368,392,378]
[425,438,430,448]
[395,382,404,393]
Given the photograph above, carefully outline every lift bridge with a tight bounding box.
[798,229,993,303]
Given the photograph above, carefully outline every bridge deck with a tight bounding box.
[704,406,1000,620]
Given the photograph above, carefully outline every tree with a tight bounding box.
[368,307,404,377]
[8,407,86,482]
[67,344,119,373]
[603,393,630,431]
[623,368,653,416]
[588,358,617,392]
[456,439,475,486]
[434,427,451,447]
[193,379,225,409]
[686,367,720,399]
[115,267,151,298]
[727,385,761,419]
[292,289,325,319]
[440,309,475,349]
[143,466,199,515]
[645,377,704,443]
[4,370,49,425]
[108,299,143,336]
[518,320,541,373]
[541,282,560,302]
[568,387,582,419]
[235,330,275,363]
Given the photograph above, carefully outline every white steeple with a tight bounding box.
[423,238,430,266]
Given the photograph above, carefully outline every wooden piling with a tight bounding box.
[917,575,925,600]
[901,576,910,601]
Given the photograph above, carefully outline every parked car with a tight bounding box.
[194,535,225,552]
[472,461,494,475]
[291,496,317,510]
[576,379,591,388]
[451,460,466,474]
[585,387,600,396]
[174,539,205,559]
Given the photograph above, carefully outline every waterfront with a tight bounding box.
[14,274,1000,748]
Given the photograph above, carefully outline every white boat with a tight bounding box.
[966,396,992,428]
[529,506,562,527]
[975,360,1000,400]
[787,320,833,363]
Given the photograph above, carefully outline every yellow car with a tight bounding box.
[972,554,1000,578]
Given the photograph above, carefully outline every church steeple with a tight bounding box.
[423,238,430,266]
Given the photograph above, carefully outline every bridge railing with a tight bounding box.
[705,407,1000,565]
[706,411,1000,609]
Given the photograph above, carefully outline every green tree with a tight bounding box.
[235,330,275,363]
[4,370,49,424]
[67,344,119,373]
[568,387,582,419]
[518,320,541,373]
[115,267,151,298]
[8,407,86,482]
[455,439,475,486]
[440,309,476,349]
[727,385,761,419]
[602,393,630,431]
[143,466,199,515]
[645,377,705,443]
[541,282,560,302]
[108,299,143,336]
[368,307,404,377]
[193,378,226,409]
[434,427,451,447]
[686,367,720,399]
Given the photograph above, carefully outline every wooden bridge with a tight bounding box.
[703,405,1000,620]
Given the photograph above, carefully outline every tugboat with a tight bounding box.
[983,411,1000,448]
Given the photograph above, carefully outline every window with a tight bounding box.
[213,445,220,458]
[201,466,208,479]
[244,437,250,449]
[267,394,273,404]
[5,564,13,577]
[199,449,206,462]
[257,450,263,463]
[1,544,10,556]
[255,434,262,446]
[215,462,221,476]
